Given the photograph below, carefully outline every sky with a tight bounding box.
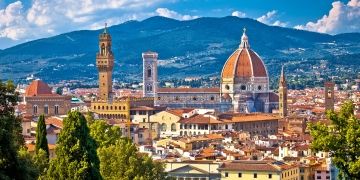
[0,0,359,49]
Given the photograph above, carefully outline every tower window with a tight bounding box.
[147,69,152,77]
[241,85,246,90]
[225,85,230,90]
[258,85,262,90]
[101,43,105,55]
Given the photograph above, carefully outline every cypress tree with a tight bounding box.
[35,114,49,158]
[46,111,101,180]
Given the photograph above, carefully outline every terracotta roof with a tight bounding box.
[220,113,279,123]
[130,106,155,111]
[221,48,267,79]
[158,87,220,93]
[178,114,222,124]
[167,108,194,117]
[219,161,279,171]
[25,80,53,96]
[45,117,63,128]
[219,161,297,172]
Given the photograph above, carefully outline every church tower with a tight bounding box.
[96,24,114,101]
[279,65,287,118]
[324,81,335,112]
[142,51,158,98]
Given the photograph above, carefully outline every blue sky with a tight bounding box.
[0,0,359,49]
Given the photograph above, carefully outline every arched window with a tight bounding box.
[93,106,96,110]
[171,123,176,132]
[225,85,230,90]
[161,123,167,131]
[123,106,126,110]
[210,96,215,101]
[44,105,48,115]
[33,105,38,115]
[147,68,152,77]
[101,43,105,55]
[54,105,59,115]
[241,85,246,90]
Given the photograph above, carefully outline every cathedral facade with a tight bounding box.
[143,29,279,113]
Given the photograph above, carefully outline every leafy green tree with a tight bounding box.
[97,138,168,180]
[17,148,38,180]
[46,111,101,180]
[85,111,95,125]
[0,81,26,179]
[89,120,122,148]
[32,149,49,178]
[35,114,49,158]
[309,101,360,179]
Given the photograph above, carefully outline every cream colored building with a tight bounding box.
[218,160,299,180]
[149,109,188,137]
[165,161,221,180]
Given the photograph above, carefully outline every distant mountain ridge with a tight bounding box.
[0,16,359,82]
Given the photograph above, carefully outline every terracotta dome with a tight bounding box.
[25,80,52,96]
[221,29,267,79]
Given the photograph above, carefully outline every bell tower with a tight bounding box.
[96,23,114,101]
[279,65,287,118]
[142,51,158,98]
[324,81,335,112]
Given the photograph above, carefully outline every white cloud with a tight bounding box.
[0,0,168,48]
[231,11,246,18]
[295,0,360,34]
[156,8,199,20]
[0,1,28,40]
[256,10,287,27]
[257,10,277,24]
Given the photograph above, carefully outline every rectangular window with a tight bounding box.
[238,173,242,177]
[317,176,321,179]
[254,173,257,178]
[268,174,272,179]
[44,106,48,115]
[225,172,228,177]
[54,105,59,115]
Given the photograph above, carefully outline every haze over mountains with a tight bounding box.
[0,16,359,82]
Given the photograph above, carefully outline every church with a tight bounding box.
[143,29,282,113]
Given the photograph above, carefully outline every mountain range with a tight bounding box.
[0,16,359,83]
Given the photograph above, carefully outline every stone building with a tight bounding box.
[144,29,279,113]
[24,80,71,117]
[90,25,153,121]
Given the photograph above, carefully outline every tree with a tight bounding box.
[85,111,95,125]
[89,120,121,148]
[309,101,360,179]
[32,149,49,178]
[97,138,168,180]
[35,114,49,158]
[0,81,25,179]
[46,111,101,180]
